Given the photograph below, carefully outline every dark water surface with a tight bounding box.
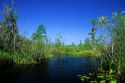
[0,56,99,83]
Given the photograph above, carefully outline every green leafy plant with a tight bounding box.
[78,70,117,83]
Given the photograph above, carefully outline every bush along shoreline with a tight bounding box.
[78,12,125,83]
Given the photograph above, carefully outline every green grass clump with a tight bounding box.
[0,51,36,64]
[58,50,92,56]
[0,51,12,60]
[11,54,35,64]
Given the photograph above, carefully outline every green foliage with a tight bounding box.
[88,12,125,81]
[54,33,64,47]
[78,71,117,83]
[0,1,51,64]
[0,51,12,60]
[84,38,92,50]
[53,39,92,56]
[31,24,50,62]
[53,33,64,55]
[1,2,19,54]
[0,51,35,64]
[32,24,47,42]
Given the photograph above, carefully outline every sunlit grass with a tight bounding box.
[60,50,92,56]
[0,51,36,64]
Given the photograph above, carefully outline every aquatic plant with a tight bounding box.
[78,71,117,83]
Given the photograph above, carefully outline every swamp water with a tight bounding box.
[0,56,99,83]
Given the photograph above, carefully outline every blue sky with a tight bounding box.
[0,0,125,44]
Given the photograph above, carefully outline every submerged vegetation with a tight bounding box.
[0,0,125,83]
